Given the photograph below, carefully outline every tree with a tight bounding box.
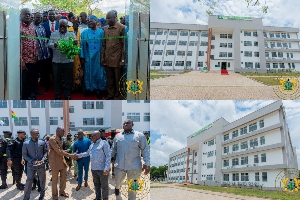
[198,0,269,15]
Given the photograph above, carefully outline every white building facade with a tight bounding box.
[150,15,300,72]
[0,100,150,138]
[168,101,298,190]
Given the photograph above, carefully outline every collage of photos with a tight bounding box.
[0,0,299,200]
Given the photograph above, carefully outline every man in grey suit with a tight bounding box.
[22,128,48,200]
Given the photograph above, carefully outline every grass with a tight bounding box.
[151,186,168,188]
[250,77,281,85]
[241,72,300,77]
[150,74,172,79]
[181,185,300,200]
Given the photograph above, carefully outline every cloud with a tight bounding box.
[151,100,300,169]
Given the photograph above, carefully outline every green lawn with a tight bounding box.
[151,186,168,188]
[240,72,300,77]
[181,185,300,200]
[249,77,281,85]
[150,74,172,79]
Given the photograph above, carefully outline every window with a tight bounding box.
[201,32,208,37]
[200,41,208,46]
[50,117,58,125]
[244,51,252,57]
[259,136,265,145]
[164,61,172,66]
[207,151,214,157]
[254,52,259,57]
[223,160,229,167]
[207,162,213,169]
[272,52,277,57]
[0,100,7,108]
[224,146,229,154]
[180,31,188,36]
[255,172,260,181]
[244,41,252,46]
[277,42,282,47]
[220,34,227,38]
[262,172,267,182]
[83,118,95,125]
[283,43,288,48]
[255,62,260,68]
[69,106,74,113]
[269,33,274,38]
[157,30,163,35]
[177,51,185,56]
[186,61,191,67]
[50,100,63,108]
[232,144,239,152]
[273,63,278,69]
[220,43,227,47]
[264,42,268,48]
[244,31,251,36]
[70,122,75,128]
[14,117,28,126]
[96,118,103,125]
[144,113,150,122]
[245,62,253,69]
[31,117,39,125]
[151,61,161,66]
[278,52,283,58]
[167,40,176,45]
[253,32,258,37]
[187,51,192,56]
[249,122,257,132]
[197,62,204,67]
[232,130,238,138]
[150,30,156,35]
[162,40,165,45]
[261,153,266,162]
[232,158,239,166]
[263,32,267,37]
[241,173,249,181]
[276,33,280,38]
[224,174,229,181]
[178,41,187,46]
[127,113,140,122]
[219,52,227,57]
[175,61,184,66]
[228,53,233,57]
[232,173,239,181]
[224,134,229,141]
[289,43,292,48]
[266,63,270,68]
[240,127,247,135]
[154,50,163,55]
[0,117,9,126]
[198,51,204,56]
[228,34,232,39]
[250,138,258,147]
[271,42,275,48]
[189,41,198,46]
[166,50,174,56]
[208,139,214,146]
[82,101,94,109]
[169,31,177,36]
[241,141,248,150]
[291,53,294,58]
[127,100,140,103]
[96,101,103,109]
[13,100,27,108]
[259,120,264,128]
[190,32,198,36]
[254,155,259,163]
[241,156,248,165]
[149,40,153,44]
[31,100,44,108]
[228,43,232,48]
[155,40,161,45]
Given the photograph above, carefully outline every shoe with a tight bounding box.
[34,90,44,95]
[0,184,7,189]
[76,185,81,191]
[65,96,71,100]
[55,96,61,100]
[84,181,88,187]
[115,188,120,196]
[38,194,44,200]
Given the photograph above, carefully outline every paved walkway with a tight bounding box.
[150,182,269,200]
[150,71,292,99]
[0,168,150,200]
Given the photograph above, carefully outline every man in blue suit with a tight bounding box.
[40,10,58,92]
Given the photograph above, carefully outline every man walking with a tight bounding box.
[76,131,111,200]
[7,130,26,190]
[48,19,76,100]
[49,127,77,199]
[73,129,91,191]
[101,10,126,100]
[112,119,150,199]
[22,128,47,200]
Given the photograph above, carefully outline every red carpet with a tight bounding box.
[221,70,229,75]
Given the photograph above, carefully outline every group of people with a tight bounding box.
[0,119,150,200]
[21,8,127,100]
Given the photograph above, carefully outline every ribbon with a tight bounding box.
[57,36,81,59]
[20,35,129,41]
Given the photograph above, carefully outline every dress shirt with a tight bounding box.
[77,138,111,171]
[111,129,150,170]
[20,21,38,63]
[73,137,91,161]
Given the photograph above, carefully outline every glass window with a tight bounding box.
[162,40,165,45]
[207,162,213,169]
[13,100,27,108]
[149,40,153,44]
[224,174,229,181]
[96,118,103,125]
[178,41,187,46]
[228,53,232,57]
[289,43,292,48]
[144,113,150,122]
[253,32,258,37]
[31,100,41,108]
[228,43,232,48]
[224,146,229,154]
[278,52,283,58]
[232,158,239,166]
[175,61,184,66]
[164,61,172,66]
[260,136,265,145]
[208,139,214,146]
[0,117,9,126]
[263,32,267,38]
[150,30,156,35]
[220,43,227,47]
[201,32,208,37]
[271,42,275,48]
[269,33,274,38]
[281,33,286,38]
[127,113,140,122]
[241,156,248,165]
[207,151,214,157]
[169,31,177,36]
[127,100,140,103]
[31,117,39,125]
[187,51,192,56]
[190,32,199,36]
[232,173,239,181]
[220,34,227,38]
[198,51,204,56]
[254,52,259,57]
[0,100,7,108]
[157,30,163,35]
[186,61,191,67]
[272,52,277,57]
[228,34,232,39]
[265,52,269,58]
[50,117,58,125]
[232,130,238,138]
[255,62,260,68]
[14,117,28,126]
[255,172,260,181]
[254,41,258,46]
[254,155,259,163]
[223,160,229,167]
[189,41,198,46]
[82,101,94,109]
[166,50,174,56]
[244,41,252,46]
[219,52,227,57]
[151,61,160,66]
[155,40,161,45]
[244,51,252,57]
[262,172,267,182]
[232,144,239,152]
[276,33,281,38]
[224,134,229,141]
[200,41,208,46]
[240,127,247,135]
[154,50,163,55]
[273,63,278,68]
[249,122,257,132]
[83,118,95,125]
[180,31,188,36]
[277,42,282,47]
[259,120,264,128]
[266,63,270,68]
[241,173,249,181]
[245,62,253,69]
[241,141,248,150]
[177,51,185,56]
[96,101,103,109]
[261,153,266,162]
[250,138,258,147]
[244,31,251,36]
[264,42,268,48]
[167,40,176,45]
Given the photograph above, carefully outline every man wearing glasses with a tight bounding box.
[48,19,77,100]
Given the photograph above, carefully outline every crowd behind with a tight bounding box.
[21,8,128,100]
[0,119,150,200]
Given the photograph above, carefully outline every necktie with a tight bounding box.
[51,22,54,32]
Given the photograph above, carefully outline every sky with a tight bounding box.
[150,100,300,169]
[150,0,300,31]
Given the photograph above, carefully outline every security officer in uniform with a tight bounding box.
[7,130,26,190]
[0,131,12,189]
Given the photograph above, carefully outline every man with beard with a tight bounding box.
[48,19,76,100]
[80,15,106,99]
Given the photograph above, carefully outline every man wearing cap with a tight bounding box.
[7,130,26,190]
[22,128,47,200]
[0,131,12,189]
[111,119,150,199]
